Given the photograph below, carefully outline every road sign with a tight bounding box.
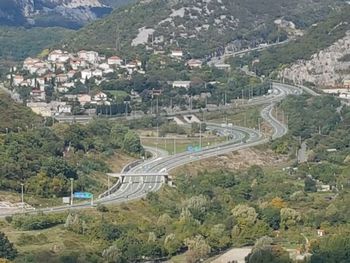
[194,146,201,152]
[62,197,70,204]
[187,145,194,153]
[74,192,93,199]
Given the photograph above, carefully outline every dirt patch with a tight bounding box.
[107,153,137,172]
[211,247,252,263]
[171,147,287,176]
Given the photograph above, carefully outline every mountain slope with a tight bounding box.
[231,6,350,79]
[0,91,42,132]
[64,0,346,58]
[0,0,133,28]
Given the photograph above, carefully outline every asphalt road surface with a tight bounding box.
[0,83,304,217]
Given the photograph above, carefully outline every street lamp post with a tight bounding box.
[70,178,74,206]
[199,122,202,149]
[20,183,24,212]
[107,174,110,197]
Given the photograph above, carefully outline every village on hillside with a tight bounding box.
[6,48,219,118]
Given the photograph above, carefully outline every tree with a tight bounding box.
[0,232,17,260]
[280,208,301,230]
[123,131,143,154]
[262,207,281,230]
[102,245,123,263]
[232,204,257,226]
[164,233,182,256]
[185,235,211,263]
[310,234,350,263]
[304,177,317,192]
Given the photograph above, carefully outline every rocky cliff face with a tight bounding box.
[0,0,132,28]
[279,31,350,88]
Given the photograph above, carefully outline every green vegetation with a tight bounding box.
[2,92,350,262]
[0,91,42,132]
[0,26,72,75]
[0,111,142,198]
[230,6,350,77]
[65,0,342,58]
[11,214,66,231]
[0,232,17,260]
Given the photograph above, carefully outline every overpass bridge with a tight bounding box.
[107,172,169,183]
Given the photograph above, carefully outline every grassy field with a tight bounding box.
[141,135,227,154]
[205,106,263,130]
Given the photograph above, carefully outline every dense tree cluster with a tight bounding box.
[0,119,143,197]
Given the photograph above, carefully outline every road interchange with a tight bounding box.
[0,82,304,216]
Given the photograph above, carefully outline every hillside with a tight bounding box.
[231,6,350,79]
[0,0,133,28]
[0,26,73,61]
[0,91,42,132]
[64,0,346,58]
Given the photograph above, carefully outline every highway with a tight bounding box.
[0,83,303,217]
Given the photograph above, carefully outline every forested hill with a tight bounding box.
[64,0,346,58]
[0,91,42,132]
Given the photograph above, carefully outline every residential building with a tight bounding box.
[78,94,92,106]
[172,81,191,89]
[107,56,123,66]
[13,75,24,86]
[171,50,183,58]
[187,59,202,68]
[92,92,108,102]
[78,50,99,64]
[81,69,92,80]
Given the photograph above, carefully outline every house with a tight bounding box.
[56,74,68,83]
[62,82,75,89]
[317,229,326,237]
[28,66,39,75]
[13,75,24,86]
[64,94,78,101]
[171,50,183,58]
[48,50,63,62]
[58,104,72,114]
[135,59,142,67]
[172,81,191,89]
[92,69,103,78]
[78,50,99,64]
[103,69,114,75]
[30,89,46,101]
[344,79,350,89]
[214,64,231,70]
[126,61,138,69]
[107,56,122,66]
[70,59,81,70]
[67,70,77,79]
[81,69,92,80]
[187,59,202,68]
[78,94,92,106]
[23,58,41,70]
[92,92,108,102]
[98,63,110,71]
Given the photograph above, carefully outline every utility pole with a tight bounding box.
[70,178,74,206]
[173,138,176,155]
[156,119,159,152]
[199,122,202,149]
[21,183,24,212]
[242,89,244,104]
[107,174,110,197]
